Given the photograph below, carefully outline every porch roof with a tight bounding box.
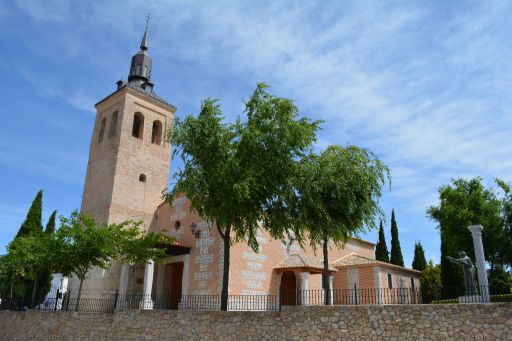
[155,240,191,256]
[332,253,421,274]
[274,253,337,274]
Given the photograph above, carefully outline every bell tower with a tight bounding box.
[77,26,176,293]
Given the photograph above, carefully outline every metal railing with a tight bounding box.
[1,285,508,313]
[280,287,422,306]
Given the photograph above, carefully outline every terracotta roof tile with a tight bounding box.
[332,253,421,274]
[274,254,337,272]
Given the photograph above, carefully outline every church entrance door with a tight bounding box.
[166,262,183,310]
[280,271,297,305]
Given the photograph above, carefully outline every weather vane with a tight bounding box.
[145,12,151,30]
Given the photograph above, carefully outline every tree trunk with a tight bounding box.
[10,281,13,299]
[30,275,39,308]
[76,277,84,312]
[220,225,231,311]
[322,237,331,305]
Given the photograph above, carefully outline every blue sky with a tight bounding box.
[1,1,511,267]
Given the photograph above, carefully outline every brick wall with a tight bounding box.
[1,304,511,340]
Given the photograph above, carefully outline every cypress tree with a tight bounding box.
[390,209,404,266]
[44,210,57,234]
[16,190,43,238]
[412,241,427,271]
[375,220,389,262]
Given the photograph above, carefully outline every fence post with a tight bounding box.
[354,284,358,305]
[54,289,59,311]
[65,290,70,311]
[114,290,119,312]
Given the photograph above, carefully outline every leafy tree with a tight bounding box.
[56,212,166,310]
[0,253,26,300]
[375,220,389,262]
[420,261,441,303]
[45,210,57,234]
[293,145,389,305]
[6,190,54,304]
[6,234,57,307]
[16,190,43,238]
[390,209,404,266]
[427,178,505,287]
[166,83,320,310]
[488,266,512,295]
[496,179,512,267]
[412,241,427,271]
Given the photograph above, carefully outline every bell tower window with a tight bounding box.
[132,113,144,139]
[97,118,107,143]
[151,120,162,145]
[108,111,118,138]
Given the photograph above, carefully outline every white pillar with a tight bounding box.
[117,263,130,309]
[140,260,154,309]
[300,272,309,305]
[60,276,69,293]
[328,275,334,305]
[468,225,490,301]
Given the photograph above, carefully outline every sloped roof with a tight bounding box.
[274,254,337,273]
[126,83,176,110]
[332,253,421,274]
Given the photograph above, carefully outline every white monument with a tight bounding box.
[468,225,490,302]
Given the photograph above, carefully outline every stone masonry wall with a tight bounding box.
[1,304,511,340]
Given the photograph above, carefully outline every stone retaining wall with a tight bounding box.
[1,304,511,340]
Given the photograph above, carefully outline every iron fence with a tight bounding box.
[1,285,508,313]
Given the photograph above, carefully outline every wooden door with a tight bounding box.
[169,262,183,309]
[280,271,297,305]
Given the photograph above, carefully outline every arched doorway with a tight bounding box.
[280,271,297,305]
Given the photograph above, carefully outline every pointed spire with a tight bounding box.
[140,13,150,51]
[140,29,148,51]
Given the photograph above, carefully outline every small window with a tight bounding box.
[410,278,415,292]
[151,120,162,145]
[108,111,118,138]
[132,113,144,139]
[174,221,181,230]
[97,118,107,143]
[139,174,146,182]
[387,274,393,289]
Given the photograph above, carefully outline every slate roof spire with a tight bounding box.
[140,13,149,51]
[128,14,153,91]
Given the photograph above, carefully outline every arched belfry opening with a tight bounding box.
[132,113,144,139]
[109,111,118,138]
[151,120,162,145]
[97,118,107,143]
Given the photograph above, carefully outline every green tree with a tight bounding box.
[6,234,57,307]
[427,178,505,287]
[167,83,320,310]
[420,261,441,303]
[488,266,512,295]
[0,253,26,300]
[375,220,389,262]
[6,190,54,304]
[294,145,389,305]
[496,179,512,267]
[56,211,166,310]
[390,209,404,266]
[16,190,43,238]
[412,241,427,271]
[44,210,57,234]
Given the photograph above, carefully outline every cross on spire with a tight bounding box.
[145,13,150,30]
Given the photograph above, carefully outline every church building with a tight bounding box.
[69,27,420,309]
